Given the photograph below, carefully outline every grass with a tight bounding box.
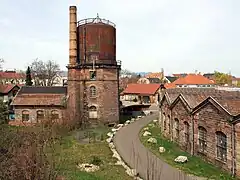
[55,127,132,180]
[140,122,236,180]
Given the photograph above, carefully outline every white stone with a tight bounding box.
[77,163,100,172]
[126,168,138,177]
[174,156,188,163]
[131,118,135,121]
[107,132,113,137]
[117,124,123,128]
[159,147,166,153]
[109,142,115,149]
[142,131,151,137]
[106,137,113,143]
[137,116,142,118]
[147,137,157,144]
[148,123,155,127]
[143,127,149,131]
[111,128,118,132]
[153,119,158,123]
[125,120,131,125]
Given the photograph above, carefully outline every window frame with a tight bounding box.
[216,131,227,162]
[51,110,59,121]
[89,106,97,119]
[22,110,30,121]
[89,86,97,98]
[198,126,207,153]
[184,121,190,143]
[174,118,179,140]
[36,110,44,121]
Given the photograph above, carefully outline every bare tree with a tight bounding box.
[0,58,4,70]
[30,58,60,86]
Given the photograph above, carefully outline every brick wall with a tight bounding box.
[171,99,192,152]
[193,103,233,172]
[67,66,120,126]
[13,106,65,123]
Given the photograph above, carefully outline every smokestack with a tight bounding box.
[69,6,77,66]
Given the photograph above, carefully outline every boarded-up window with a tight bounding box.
[51,110,59,120]
[37,110,44,121]
[89,106,97,119]
[90,86,96,97]
[22,110,30,121]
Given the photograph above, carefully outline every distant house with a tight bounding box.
[171,74,215,88]
[0,84,20,103]
[0,71,25,85]
[203,73,215,80]
[232,77,240,87]
[11,86,67,125]
[137,77,161,84]
[145,72,164,80]
[172,73,187,78]
[165,76,178,83]
[120,84,160,104]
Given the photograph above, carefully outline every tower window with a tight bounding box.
[90,71,96,80]
[90,86,96,97]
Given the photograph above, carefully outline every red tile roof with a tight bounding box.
[122,84,160,95]
[173,74,215,85]
[0,71,25,79]
[164,83,176,89]
[145,72,163,79]
[0,84,19,94]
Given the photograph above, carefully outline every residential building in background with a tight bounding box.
[0,71,25,85]
[120,83,160,104]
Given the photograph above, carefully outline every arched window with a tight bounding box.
[51,110,59,120]
[163,113,166,130]
[184,121,190,143]
[22,110,30,121]
[167,115,171,134]
[37,110,44,121]
[216,131,227,162]
[89,106,97,119]
[198,126,207,153]
[174,118,179,139]
[90,86,96,97]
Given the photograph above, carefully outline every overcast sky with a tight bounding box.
[0,0,239,76]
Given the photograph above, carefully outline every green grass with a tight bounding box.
[55,127,132,180]
[140,122,236,180]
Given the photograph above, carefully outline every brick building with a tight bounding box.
[11,6,121,127]
[11,87,67,125]
[159,88,240,176]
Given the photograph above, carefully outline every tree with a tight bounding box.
[0,99,8,124]
[0,58,4,70]
[30,58,60,86]
[214,71,232,85]
[25,66,33,86]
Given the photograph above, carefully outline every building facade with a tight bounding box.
[159,88,240,176]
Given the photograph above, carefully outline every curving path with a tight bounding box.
[114,113,201,180]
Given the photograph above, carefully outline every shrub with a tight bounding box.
[90,156,102,166]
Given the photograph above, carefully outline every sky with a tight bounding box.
[0,0,239,76]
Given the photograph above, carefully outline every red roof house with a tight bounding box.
[121,84,160,104]
[171,74,215,88]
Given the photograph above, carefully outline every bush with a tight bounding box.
[90,156,102,166]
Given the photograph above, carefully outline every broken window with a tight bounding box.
[90,71,96,80]
[198,126,207,153]
[37,110,44,122]
[51,110,59,121]
[174,118,179,140]
[216,131,227,162]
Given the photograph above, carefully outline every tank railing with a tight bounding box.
[78,17,116,27]
[78,59,121,66]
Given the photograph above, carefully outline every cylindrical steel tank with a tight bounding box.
[77,15,116,65]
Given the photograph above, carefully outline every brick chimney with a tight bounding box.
[69,6,77,66]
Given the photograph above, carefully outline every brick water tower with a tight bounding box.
[67,6,121,127]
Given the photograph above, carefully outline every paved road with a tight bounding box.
[114,113,201,180]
